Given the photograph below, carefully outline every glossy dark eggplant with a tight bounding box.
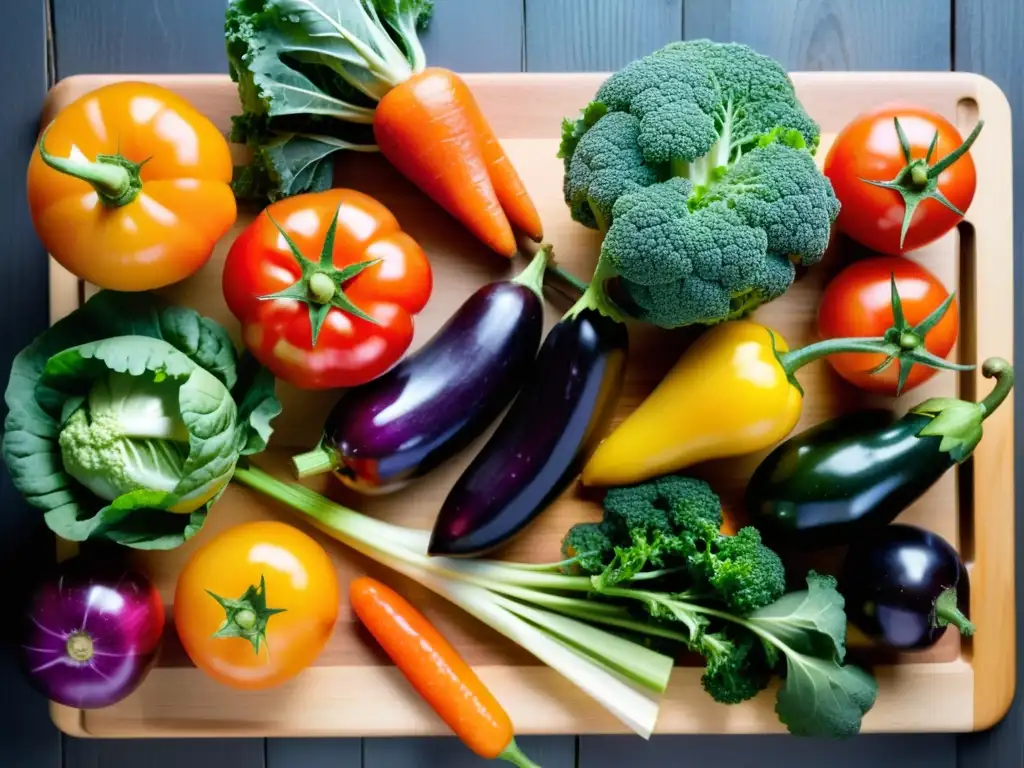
[429,306,628,556]
[746,357,1014,550]
[292,251,548,493]
[839,524,973,650]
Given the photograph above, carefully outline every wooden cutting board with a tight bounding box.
[40,71,1013,738]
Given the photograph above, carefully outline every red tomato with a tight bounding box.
[824,104,981,255]
[817,256,959,395]
[223,189,432,390]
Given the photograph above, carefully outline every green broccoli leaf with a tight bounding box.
[775,656,878,738]
[746,571,849,661]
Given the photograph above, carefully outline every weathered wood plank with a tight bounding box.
[265,738,361,767]
[421,0,524,72]
[954,0,1024,766]
[63,738,266,768]
[579,734,958,768]
[684,0,951,70]
[363,736,576,767]
[525,0,683,71]
[51,0,229,77]
[0,1,61,767]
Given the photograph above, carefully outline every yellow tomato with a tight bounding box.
[174,521,339,690]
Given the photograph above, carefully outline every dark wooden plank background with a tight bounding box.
[1,0,1018,765]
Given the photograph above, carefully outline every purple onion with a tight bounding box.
[20,558,165,709]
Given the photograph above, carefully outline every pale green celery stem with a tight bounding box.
[491,593,674,694]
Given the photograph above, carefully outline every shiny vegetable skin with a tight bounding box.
[746,410,951,549]
[349,577,539,767]
[840,525,974,649]
[430,309,628,556]
[747,357,1014,550]
[27,81,236,291]
[292,253,548,493]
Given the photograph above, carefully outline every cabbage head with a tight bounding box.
[2,291,281,550]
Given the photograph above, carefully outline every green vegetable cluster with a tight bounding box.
[225,0,434,202]
[563,475,877,738]
[558,40,841,328]
[2,291,281,550]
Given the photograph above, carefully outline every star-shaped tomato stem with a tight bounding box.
[860,116,984,248]
[258,208,381,345]
[206,574,287,655]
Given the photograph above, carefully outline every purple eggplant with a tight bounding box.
[292,248,550,493]
[839,524,973,650]
[429,288,628,557]
[20,555,165,709]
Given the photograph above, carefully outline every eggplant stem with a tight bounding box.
[935,587,976,637]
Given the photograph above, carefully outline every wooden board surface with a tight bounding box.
[40,70,1014,738]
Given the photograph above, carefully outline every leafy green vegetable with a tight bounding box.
[2,291,282,550]
[558,39,840,328]
[225,0,433,202]
[230,463,879,739]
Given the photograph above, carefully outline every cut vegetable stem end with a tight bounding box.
[291,446,339,479]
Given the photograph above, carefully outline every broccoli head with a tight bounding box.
[557,39,839,328]
[601,175,800,328]
[560,473,786,612]
[700,626,773,705]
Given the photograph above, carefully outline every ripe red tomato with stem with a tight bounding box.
[823,104,983,255]
[817,256,961,395]
[223,189,433,390]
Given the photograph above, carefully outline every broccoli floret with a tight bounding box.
[562,110,661,230]
[698,527,787,613]
[602,177,798,327]
[560,521,614,574]
[557,39,839,327]
[561,473,785,612]
[701,626,773,704]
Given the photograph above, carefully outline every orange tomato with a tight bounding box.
[27,81,236,291]
[174,521,339,690]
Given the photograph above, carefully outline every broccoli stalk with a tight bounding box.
[559,40,840,328]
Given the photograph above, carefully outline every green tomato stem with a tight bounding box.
[309,272,337,304]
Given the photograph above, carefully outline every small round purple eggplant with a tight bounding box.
[292,249,549,494]
[428,297,628,557]
[839,524,973,650]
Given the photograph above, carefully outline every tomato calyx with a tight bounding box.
[206,574,287,655]
[777,274,973,394]
[37,125,145,207]
[859,117,984,248]
[258,209,382,345]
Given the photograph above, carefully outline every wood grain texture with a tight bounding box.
[524,0,682,71]
[420,0,524,72]
[363,736,577,767]
[266,738,361,767]
[0,1,60,768]
[40,71,1008,742]
[62,737,266,768]
[683,0,951,70]
[579,733,959,768]
[955,0,1024,765]
[51,0,229,77]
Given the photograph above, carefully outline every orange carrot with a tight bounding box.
[373,68,542,258]
[349,577,539,768]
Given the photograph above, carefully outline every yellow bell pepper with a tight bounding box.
[582,277,971,487]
